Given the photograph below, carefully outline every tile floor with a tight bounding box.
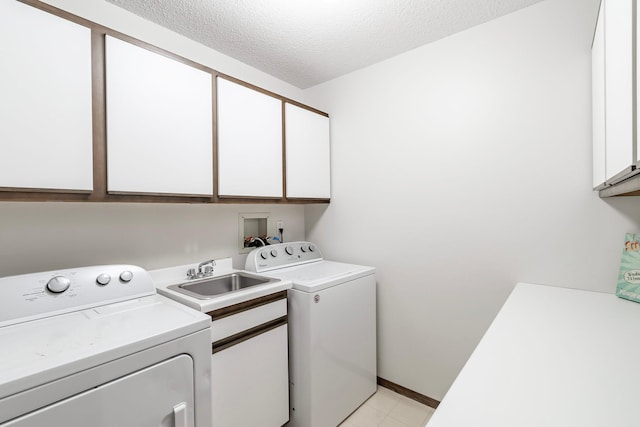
[338,386,435,427]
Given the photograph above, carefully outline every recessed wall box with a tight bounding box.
[238,213,270,254]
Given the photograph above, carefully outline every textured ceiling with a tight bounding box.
[105,0,547,89]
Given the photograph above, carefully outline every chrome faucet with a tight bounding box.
[187,259,216,280]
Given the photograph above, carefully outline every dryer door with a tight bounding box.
[3,354,195,427]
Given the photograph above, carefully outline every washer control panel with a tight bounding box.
[245,241,323,272]
[0,265,156,327]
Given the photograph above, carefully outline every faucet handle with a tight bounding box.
[203,265,214,276]
[187,268,197,279]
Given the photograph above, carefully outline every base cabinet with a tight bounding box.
[209,295,289,427]
[211,325,289,427]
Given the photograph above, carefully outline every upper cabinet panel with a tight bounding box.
[105,36,213,196]
[285,104,330,199]
[592,2,606,189]
[0,0,92,191]
[637,0,640,165]
[217,78,283,198]
[603,0,633,181]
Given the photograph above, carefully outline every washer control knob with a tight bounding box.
[260,251,269,260]
[270,249,278,258]
[119,270,133,282]
[96,273,111,286]
[308,245,315,252]
[300,245,307,253]
[285,246,294,255]
[46,276,71,294]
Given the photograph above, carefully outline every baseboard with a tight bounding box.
[377,377,440,409]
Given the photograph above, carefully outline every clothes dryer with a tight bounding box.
[0,265,211,427]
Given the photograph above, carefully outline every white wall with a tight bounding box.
[0,202,304,276]
[0,0,307,276]
[304,0,640,401]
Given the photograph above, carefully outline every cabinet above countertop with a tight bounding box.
[0,0,93,193]
[0,0,331,204]
[592,0,640,197]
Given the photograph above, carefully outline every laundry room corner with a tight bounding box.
[301,0,640,402]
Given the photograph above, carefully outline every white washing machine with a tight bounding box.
[0,265,211,427]
[246,242,376,427]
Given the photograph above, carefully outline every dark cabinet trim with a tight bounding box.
[212,316,287,354]
[208,291,288,355]
[206,290,287,321]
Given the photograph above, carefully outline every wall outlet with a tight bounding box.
[276,220,284,230]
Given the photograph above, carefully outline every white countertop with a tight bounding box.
[428,283,640,427]
[150,258,292,312]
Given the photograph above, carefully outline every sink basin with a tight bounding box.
[167,272,279,299]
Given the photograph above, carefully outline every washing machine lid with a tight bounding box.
[267,260,375,292]
[0,294,209,401]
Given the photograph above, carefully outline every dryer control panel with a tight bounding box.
[245,241,323,272]
[0,265,156,327]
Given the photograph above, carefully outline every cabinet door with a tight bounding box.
[217,78,283,197]
[285,103,331,199]
[105,36,213,196]
[212,325,289,427]
[637,0,640,165]
[604,0,633,181]
[0,1,92,191]
[592,1,606,189]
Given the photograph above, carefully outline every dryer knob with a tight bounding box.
[285,246,294,255]
[96,273,111,286]
[120,270,133,282]
[46,276,71,293]
[300,245,307,253]
[270,249,278,258]
[260,251,269,260]
[308,245,315,252]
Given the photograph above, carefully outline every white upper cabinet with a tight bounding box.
[0,0,92,191]
[637,0,640,165]
[105,36,213,196]
[285,103,331,199]
[592,2,606,189]
[593,0,634,188]
[217,78,283,198]
[603,0,633,181]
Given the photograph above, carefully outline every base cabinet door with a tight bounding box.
[211,325,289,427]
